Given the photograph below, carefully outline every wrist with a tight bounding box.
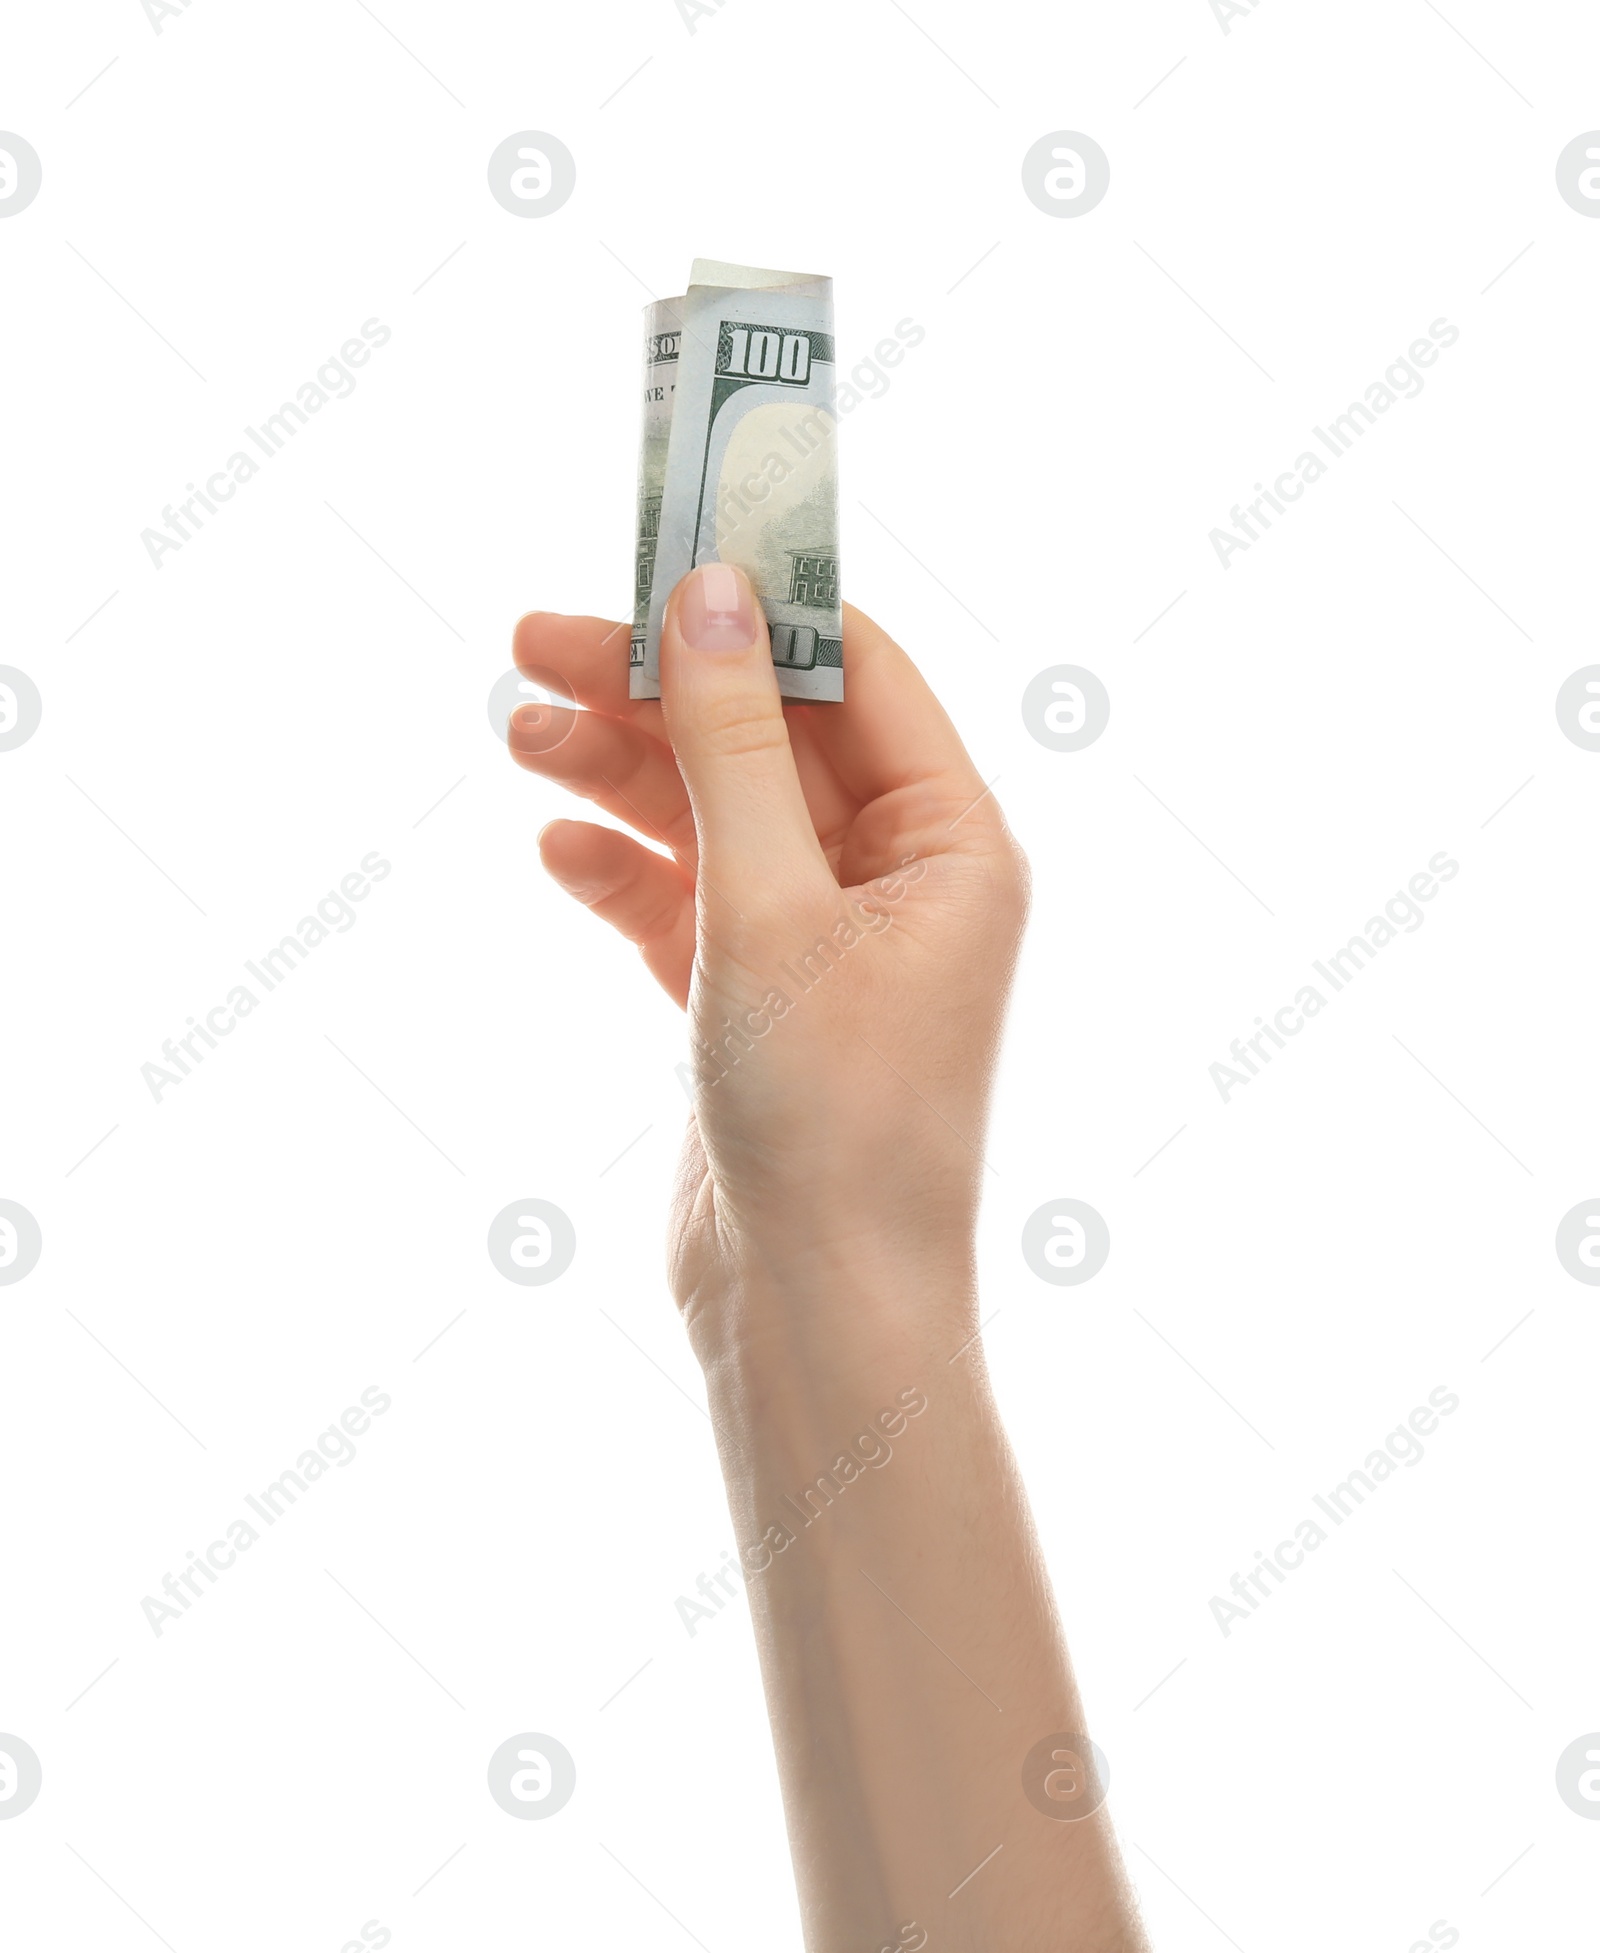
[693,1283,1000,1603]
[681,1222,979,1387]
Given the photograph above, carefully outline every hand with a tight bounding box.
[510,568,1147,1953]
[508,564,1027,1361]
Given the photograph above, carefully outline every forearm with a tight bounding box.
[697,1259,1149,1953]
[513,582,1142,1944]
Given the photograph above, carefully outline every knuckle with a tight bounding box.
[618,882,685,947]
[716,875,828,954]
[987,834,1032,926]
[692,692,789,766]
[1005,834,1033,907]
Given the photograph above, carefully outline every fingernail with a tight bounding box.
[677,563,757,651]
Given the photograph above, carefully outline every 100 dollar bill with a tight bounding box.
[631,260,841,702]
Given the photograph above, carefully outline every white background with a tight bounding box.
[2,0,1597,1947]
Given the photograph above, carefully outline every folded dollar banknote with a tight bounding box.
[631,259,842,701]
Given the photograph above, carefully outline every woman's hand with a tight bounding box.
[509,564,1028,1363]
[508,568,1146,1952]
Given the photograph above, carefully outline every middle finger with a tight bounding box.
[509,706,697,862]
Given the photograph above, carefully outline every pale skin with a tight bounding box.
[508,563,1151,1952]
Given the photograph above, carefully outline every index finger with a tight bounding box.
[512,612,664,733]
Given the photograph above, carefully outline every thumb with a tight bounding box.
[659,563,827,895]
